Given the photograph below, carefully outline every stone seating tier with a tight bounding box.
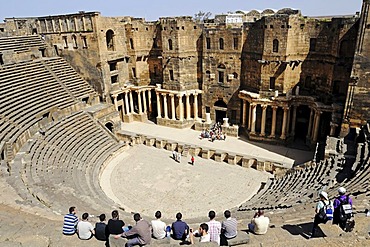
[0,35,46,52]
[12,111,126,214]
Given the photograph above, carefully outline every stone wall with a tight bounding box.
[342,0,370,133]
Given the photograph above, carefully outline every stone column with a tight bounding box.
[250,104,257,134]
[186,93,191,120]
[178,94,184,121]
[242,100,247,127]
[142,90,147,113]
[280,106,289,140]
[248,103,252,131]
[170,94,176,120]
[330,123,337,136]
[113,95,118,111]
[82,17,86,31]
[124,92,130,115]
[163,94,168,119]
[286,108,291,135]
[156,92,161,118]
[260,105,267,136]
[193,93,199,121]
[137,91,143,114]
[312,111,322,142]
[269,106,278,138]
[148,89,152,112]
[291,105,297,136]
[120,94,125,115]
[129,91,134,114]
[306,108,314,139]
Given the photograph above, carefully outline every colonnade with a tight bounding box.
[156,91,200,121]
[241,100,323,142]
[112,88,152,117]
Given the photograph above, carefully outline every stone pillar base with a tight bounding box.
[133,113,148,122]
[123,114,134,123]
[157,118,195,129]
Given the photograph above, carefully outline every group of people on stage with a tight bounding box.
[200,123,226,142]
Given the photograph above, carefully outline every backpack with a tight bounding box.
[318,200,333,221]
[338,196,352,221]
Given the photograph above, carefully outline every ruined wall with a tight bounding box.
[123,19,162,86]
[344,0,370,130]
[160,17,202,91]
[202,24,243,123]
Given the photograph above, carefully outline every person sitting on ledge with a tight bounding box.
[248,209,269,235]
[95,213,108,242]
[171,212,189,241]
[114,213,151,247]
[151,211,167,239]
[190,223,210,244]
[107,209,125,243]
[62,206,78,236]
[77,212,95,240]
[207,210,221,245]
[220,210,237,246]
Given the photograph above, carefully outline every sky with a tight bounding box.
[0,0,363,22]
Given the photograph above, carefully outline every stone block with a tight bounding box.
[319,223,344,237]
[227,230,250,246]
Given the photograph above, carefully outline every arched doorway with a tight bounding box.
[106,30,115,51]
[105,122,114,132]
[214,100,227,124]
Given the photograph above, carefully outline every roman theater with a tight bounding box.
[0,1,369,246]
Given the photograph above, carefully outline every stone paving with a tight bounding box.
[120,122,314,167]
[100,145,270,219]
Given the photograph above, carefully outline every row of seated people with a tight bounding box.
[62,207,270,246]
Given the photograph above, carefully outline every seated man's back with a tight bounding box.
[95,222,107,241]
[252,216,269,235]
[172,213,189,240]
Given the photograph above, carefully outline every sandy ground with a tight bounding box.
[120,122,314,167]
[100,145,270,219]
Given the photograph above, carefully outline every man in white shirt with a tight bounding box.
[151,211,167,239]
[77,212,95,240]
[190,223,210,244]
[248,210,269,235]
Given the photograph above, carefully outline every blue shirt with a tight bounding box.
[63,213,78,235]
[171,220,189,240]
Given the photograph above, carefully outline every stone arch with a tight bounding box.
[273,39,279,53]
[214,99,227,123]
[105,122,114,132]
[106,30,115,51]
[219,38,224,50]
[168,39,173,50]
[217,64,226,83]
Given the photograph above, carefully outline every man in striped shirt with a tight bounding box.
[63,206,78,235]
[220,210,237,246]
